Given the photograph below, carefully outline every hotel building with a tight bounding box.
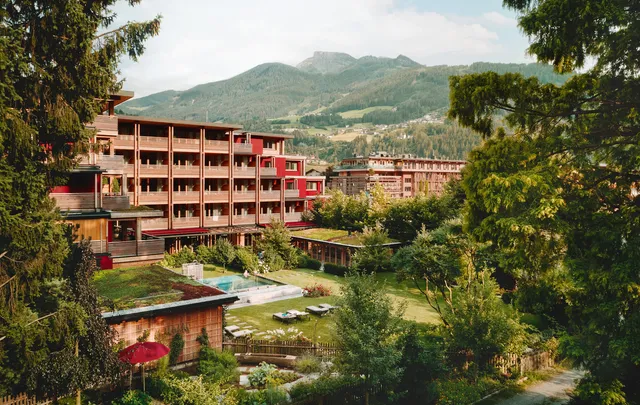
[329,152,465,198]
[51,92,324,268]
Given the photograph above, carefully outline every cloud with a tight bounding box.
[482,11,517,27]
[110,0,524,97]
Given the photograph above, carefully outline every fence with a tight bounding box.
[0,394,50,405]
[223,337,340,358]
[489,350,554,375]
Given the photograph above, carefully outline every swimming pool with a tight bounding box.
[202,275,278,292]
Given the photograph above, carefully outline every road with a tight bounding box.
[491,369,584,405]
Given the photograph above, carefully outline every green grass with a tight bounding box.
[338,106,394,119]
[290,228,397,246]
[93,265,205,310]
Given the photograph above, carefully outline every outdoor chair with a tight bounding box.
[319,303,338,312]
[306,305,330,316]
[287,309,310,321]
[272,312,297,323]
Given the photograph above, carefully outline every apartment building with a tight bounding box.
[51,92,324,268]
[329,152,465,198]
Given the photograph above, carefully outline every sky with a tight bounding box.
[111,0,533,97]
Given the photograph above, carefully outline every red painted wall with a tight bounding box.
[297,179,307,198]
[51,173,96,193]
[251,138,263,155]
[275,157,287,177]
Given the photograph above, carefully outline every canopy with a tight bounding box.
[118,342,169,365]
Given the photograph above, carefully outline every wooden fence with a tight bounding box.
[489,350,554,375]
[223,337,340,358]
[0,394,50,405]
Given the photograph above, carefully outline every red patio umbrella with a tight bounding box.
[119,342,170,392]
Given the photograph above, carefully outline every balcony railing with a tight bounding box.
[260,213,281,223]
[233,190,255,202]
[114,134,134,149]
[96,155,125,171]
[138,239,165,256]
[139,136,169,150]
[173,165,200,177]
[102,195,130,211]
[138,191,168,205]
[172,138,200,151]
[262,147,279,156]
[88,115,118,137]
[335,163,395,171]
[204,140,229,152]
[234,142,253,153]
[107,239,165,257]
[260,167,277,176]
[125,164,134,176]
[233,166,256,177]
[139,164,168,177]
[173,191,200,203]
[141,217,169,231]
[88,240,106,254]
[204,191,228,202]
[51,192,96,211]
[285,189,300,198]
[285,212,303,222]
[173,216,200,228]
[260,190,281,200]
[204,215,229,227]
[233,215,255,225]
[204,166,229,177]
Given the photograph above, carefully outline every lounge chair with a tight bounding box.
[272,312,297,323]
[287,309,310,321]
[319,303,338,311]
[306,305,330,316]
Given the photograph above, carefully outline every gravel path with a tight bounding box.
[492,369,584,405]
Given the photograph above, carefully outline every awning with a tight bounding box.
[142,228,209,238]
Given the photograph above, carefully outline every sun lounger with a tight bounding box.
[287,309,310,321]
[272,312,297,323]
[319,303,338,311]
[306,305,330,316]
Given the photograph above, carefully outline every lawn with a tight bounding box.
[339,106,394,119]
[291,228,397,246]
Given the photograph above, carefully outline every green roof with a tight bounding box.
[290,228,398,246]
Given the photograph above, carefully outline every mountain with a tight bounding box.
[119,52,569,125]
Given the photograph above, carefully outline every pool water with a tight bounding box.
[202,275,276,292]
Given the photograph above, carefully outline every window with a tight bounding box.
[306,182,318,190]
[264,140,275,149]
[404,178,412,183]
[404,187,412,192]
[286,161,298,171]
[286,182,296,190]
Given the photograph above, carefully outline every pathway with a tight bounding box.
[490,369,584,405]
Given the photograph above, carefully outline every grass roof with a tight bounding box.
[290,228,397,246]
[93,265,224,311]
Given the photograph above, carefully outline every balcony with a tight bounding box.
[173,165,200,177]
[233,190,255,202]
[173,191,200,203]
[139,164,168,177]
[51,192,96,211]
[285,189,300,199]
[173,138,200,152]
[107,239,165,258]
[138,191,169,205]
[204,215,229,227]
[102,195,130,211]
[204,191,228,202]
[124,164,134,176]
[262,147,279,156]
[285,212,303,222]
[204,166,229,177]
[260,213,281,223]
[141,217,169,231]
[233,215,255,225]
[233,166,256,177]
[173,216,200,228]
[88,115,118,137]
[139,136,168,150]
[260,190,281,201]
[96,155,125,171]
[260,167,277,177]
[234,142,253,154]
[113,134,134,149]
[204,140,229,152]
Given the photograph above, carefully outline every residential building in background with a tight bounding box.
[329,152,465,198]
[51,92,324,269]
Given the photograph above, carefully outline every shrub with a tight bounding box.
[322,262,348,276]
[294,355,322,374]
[237,388,288,405]
[289,375,359,401]
[435,379,482,405]
[247,362,277,387]
[197,347,239,384]
[160,247,197,267]
[112,390,152,405]
[234,247,259,273]
[196,245,215,264]
[212,238,236,271]
[155,374,222,405]
[169,333,185,365]
[302,283,332,298]
[264,327,310,342]
[307,258,322,270]
[262,249,285,272]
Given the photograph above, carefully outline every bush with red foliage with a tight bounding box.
[302,283,332,298]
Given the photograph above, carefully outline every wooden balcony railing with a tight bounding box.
[173,191,200,203]
[88,115,118,137]
[113,134,134,149]
[233,191,255,202]
[138,191,169,205]
[139,136,168,150]
[204,166,229,177]
[285,189,300,198]
[124,164,134,176]
[173,165,200,177]
[51,192,96,211]
[234,143,253,153]
[88,240,106,254]
[141,217,169,231]
[139,164,168,177]
[102,195,130,211]
[285,212,303,222]
[172,138,200,151]
[137,239,165,256]
[233,166,256,177]
[260,167,277,176]
[204,140,229,152]
[96,155,125,171]
[173,216,200,228]
[260,190,281,200]
[107,239,164,257]
[262,147,279,156]
[203,215,229,227]
[107,240,136,257]
[233,215,255,225]
[204,191,228,202]
[260,214,281,223]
